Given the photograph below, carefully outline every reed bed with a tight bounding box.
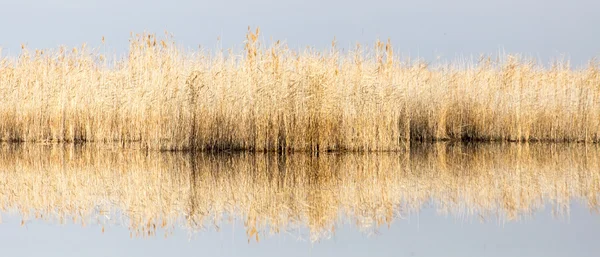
[0,143,598,241]
[1,29,599,151]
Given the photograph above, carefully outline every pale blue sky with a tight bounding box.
[0,0,599,65]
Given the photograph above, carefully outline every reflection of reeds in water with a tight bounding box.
[0,143,598,241]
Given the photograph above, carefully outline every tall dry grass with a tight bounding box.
[0,143,598,241]
[1,29,600,151]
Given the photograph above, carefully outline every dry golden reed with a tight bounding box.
[0,143,598,241]
[1,28,600,151]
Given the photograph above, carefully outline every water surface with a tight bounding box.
[0,143,598,256]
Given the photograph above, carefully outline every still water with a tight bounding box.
[0,143,599,256]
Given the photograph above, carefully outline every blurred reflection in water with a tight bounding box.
[0,143,598,242]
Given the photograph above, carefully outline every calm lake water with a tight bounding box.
[0,143,599,256]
